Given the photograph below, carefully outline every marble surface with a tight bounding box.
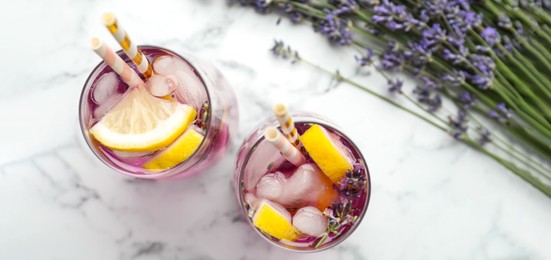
[1,0,550,259]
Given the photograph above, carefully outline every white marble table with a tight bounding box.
[1,0,550,259]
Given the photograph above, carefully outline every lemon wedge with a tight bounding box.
[89,87,197,152]
[253,200,299,241]
[142,127,204,172]
[300,124,353,183]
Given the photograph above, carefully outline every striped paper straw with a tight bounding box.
[264,127,306,166]
[90,37,144,88]
[102,12,153,79]
[273,103,301,147]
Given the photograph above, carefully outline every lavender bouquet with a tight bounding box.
[234,0,551,198]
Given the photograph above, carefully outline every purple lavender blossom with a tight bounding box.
[449,110,469,139]
[381,53,403,70]
[421,24,447,51]
[497,102,511,115]
[450,11,482,31]
[252,0,271,12]
[469,75,490,89]
[477,127,491,145]
[355,48,375,66]
[280,3,305,23]
[336,165,366,199]
[372,0,419,31]
[498,14,513,29]
[403,41,432,67]
[489,102,512,123]
[419,9,430,23]
[428,94,443,111]
[459,91,476,109]
[380,41,404,70]
[441,70,467,85]
[448,36,465,48]
[270,40,300,63]
[420,76,438,89]
[316,8,354,45]
[442,46,468,64]
[502,36,514,54]
[388,79,403,93]
[467,54,495,89]
[290,12,304,23]
[424,0,452,16]
[456,0,470,10]
[414,77,442,111]
[480,26,501,46]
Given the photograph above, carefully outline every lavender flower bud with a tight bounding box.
[480,26,501,47]
[459,91,476,109]
[477,127,491,145]
[448,109,469,140]
[489,103,512,123]
[498,14,513,29]
[387,79,403,93]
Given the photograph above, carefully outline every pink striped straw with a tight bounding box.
[90,37,144,88]
[264,127,306,166]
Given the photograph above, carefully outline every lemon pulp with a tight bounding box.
[90,87,197,152]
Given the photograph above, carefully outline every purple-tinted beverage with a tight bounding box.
[80,46,238,179]
[234,113,370,251]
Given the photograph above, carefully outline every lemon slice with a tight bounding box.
[142,127,204,172]
[90,87,197,152]
[253,200,299,241]
[301,124,353,183]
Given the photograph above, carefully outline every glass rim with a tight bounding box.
[78,45,213,179]
[236,112,372,252]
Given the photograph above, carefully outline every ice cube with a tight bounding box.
[146,74,176,97]
[152,55,206,110]
[92,72,120,105]
[255,163,337,210]
[152,56,175,75]
[93,92,123,119]
[255,171,286,200]
[173,69,206,111]
[243,140,286,191]
[292,206,327,237]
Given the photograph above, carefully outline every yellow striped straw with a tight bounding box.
[102,12,153,79]
[264,127,306,166]
[273,103,301,147]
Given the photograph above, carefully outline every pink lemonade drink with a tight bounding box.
[80,46,238,179]
[234,113,371,251]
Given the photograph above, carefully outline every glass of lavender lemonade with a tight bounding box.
[234,107,370,252]
[80,45,238,179]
